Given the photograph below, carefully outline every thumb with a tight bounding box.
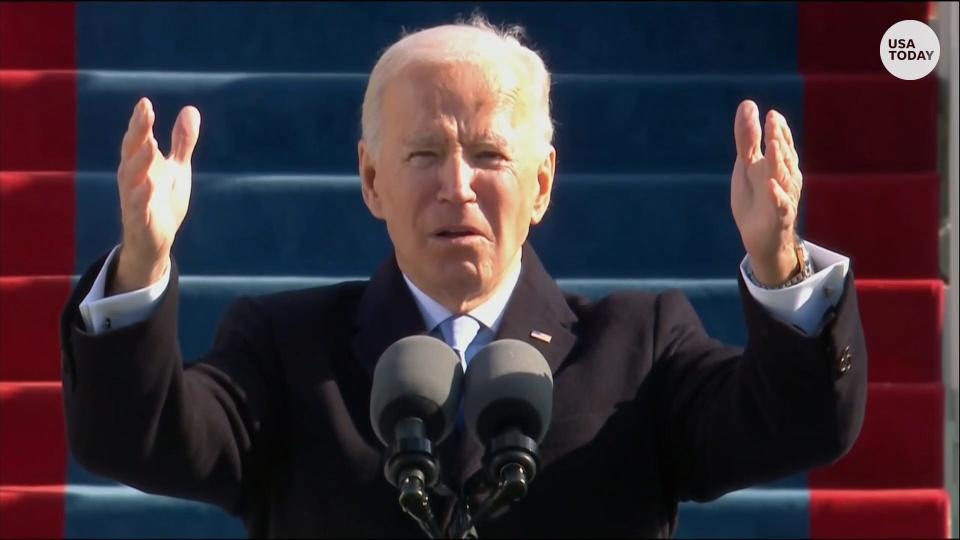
[734,99,761,163]
[169,106,201,164]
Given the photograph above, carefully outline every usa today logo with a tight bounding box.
[881,20,940,80]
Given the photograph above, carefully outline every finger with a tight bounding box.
[778,112,797,157]
[774,112,800,175]
[765,112,801,203]
[120,136,159,189]
[763,109,778,158]
[770,115,799,194]
[764,111,790,180]
[734,100,762,162]
[774,138,793,195]
[168,106,201,164]
[769,177,797,225]
[777,114,803,198]
[121,98,155,161]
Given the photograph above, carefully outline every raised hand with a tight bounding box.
[730,99,803,287]
[110,98,200,295]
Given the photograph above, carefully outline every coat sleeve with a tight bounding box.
[649,271,867,502]
[60,253,284,517]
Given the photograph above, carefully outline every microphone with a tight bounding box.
[370,335,464,538]
[456,339,553,534]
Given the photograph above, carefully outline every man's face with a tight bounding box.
[359,61,555,310]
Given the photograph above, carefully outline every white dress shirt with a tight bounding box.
[79,241,849,339]
[402,254,522,370]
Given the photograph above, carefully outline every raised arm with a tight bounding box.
[650,100,868,501]
[60,99,281,516]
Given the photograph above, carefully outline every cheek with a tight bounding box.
[480,178,533,239]
[385,174,435,234]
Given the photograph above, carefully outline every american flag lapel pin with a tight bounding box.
[530,330,552,343]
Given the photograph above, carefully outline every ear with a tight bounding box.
[529,144,556,226]
[358,140,384,219]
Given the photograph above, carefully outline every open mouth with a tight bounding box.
[433,227,485,241]
[436,230,479,238]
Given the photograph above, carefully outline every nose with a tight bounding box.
[437,151,477,204]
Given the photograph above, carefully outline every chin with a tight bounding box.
[431,256,494,295]
[437,259,483,286]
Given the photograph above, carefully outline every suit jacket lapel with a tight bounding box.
[493,243,578,375]
[457,242,579,488]
[350,251,429,380]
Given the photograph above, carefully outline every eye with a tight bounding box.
[407,151,439,166]
[476,150,507,162]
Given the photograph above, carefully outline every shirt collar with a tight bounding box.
[401,251,523,334]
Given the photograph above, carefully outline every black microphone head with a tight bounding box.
[463,339,553,445]
[370,335,464,446]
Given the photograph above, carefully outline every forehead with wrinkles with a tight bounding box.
[386,60,529,143]
[362,21,552,158]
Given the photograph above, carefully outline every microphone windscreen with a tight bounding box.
[463,339,553,445]
[370,335,464,446]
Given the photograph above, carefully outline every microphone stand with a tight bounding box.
[448,428,540,539]
[384,422,540,539]
[397,468,443,538]
[385,418,444,538]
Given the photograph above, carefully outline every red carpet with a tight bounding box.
[798,2,948,536]
[798,2,931,74]
[0,71,76,173]
[810,489,951,538]
[0,172,75,276]
[0,276,70,381]
[0,487,65,539]
[856,279,944,382]
[802,75,938,175]
[805,174,940,279]
[0,3,74,537]
[0,382,66,486]
[810,383,944,489]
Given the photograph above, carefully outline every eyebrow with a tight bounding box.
[402,130,512,149]
[468,131,511,148]
[403,133,447,147]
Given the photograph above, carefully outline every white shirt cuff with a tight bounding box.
[740,241,850,335]
[78,245,171,335]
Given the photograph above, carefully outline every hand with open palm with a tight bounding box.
[730,99,804,287]
[111,97,200,294]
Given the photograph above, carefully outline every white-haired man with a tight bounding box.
[61,17,865,538]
